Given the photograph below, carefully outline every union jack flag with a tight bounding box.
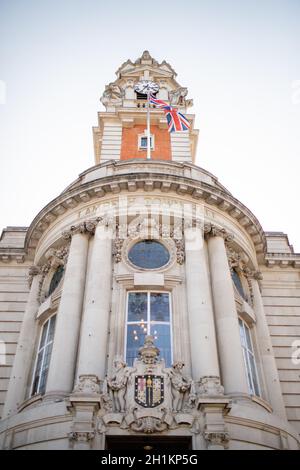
[149,94,170,109]
[164,108,190,133]
[149,94,190,133]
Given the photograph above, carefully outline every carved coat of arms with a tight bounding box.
[102,336,198,433]
[135,375,164,408]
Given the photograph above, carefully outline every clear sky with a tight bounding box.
[0,0,299,251]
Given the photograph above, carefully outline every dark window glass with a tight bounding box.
[231,269,245,299]
[128,292,147,322]
[140,136,153,149]
[150,324,171,367]
[136,92,148,100]
[150,293,170,321]
[140,137,147,148]
[126,324,147,366]
[48,266,64,296]
[128,240,170,269]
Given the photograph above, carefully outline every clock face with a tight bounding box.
[134,80,159,95]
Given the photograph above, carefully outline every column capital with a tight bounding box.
[198,376,224,397]
[62,216,116,240]
[204,223,234,242]
[204,431,230,449]
[28,265,41,288]
[62,218,100,240]
[73,374,101,395]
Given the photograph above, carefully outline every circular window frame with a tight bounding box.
[122,237,176,272]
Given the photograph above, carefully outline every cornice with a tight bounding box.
[265,252,300,268]
[24,169,266,258]
[1,162,272,263]
[0,247,27,264]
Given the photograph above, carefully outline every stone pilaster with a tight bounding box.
[46,221,95,396]
[206,224,249,396]
[2,267,42,418]
[184,226,220,383]
[68,374,101,450]
[199,399,231,450]
[250,272,287,419]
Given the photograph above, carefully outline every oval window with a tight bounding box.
[128,240,170,269]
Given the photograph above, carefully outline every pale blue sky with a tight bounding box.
[1,0,300,250]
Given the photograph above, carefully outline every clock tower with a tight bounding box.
[93,50,198,163]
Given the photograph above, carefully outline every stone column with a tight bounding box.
[185,226,221,390]
[2,267,42,418]
[76,220,113,384]
[46,222,95,396]
[206,225,249,395]
[251,273,287,419]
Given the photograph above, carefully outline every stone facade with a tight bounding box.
[0,52,299,450]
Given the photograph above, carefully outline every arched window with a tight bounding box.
[48,266,64,296]
[231,268,246,300]
[31,315,56,396]
[125,291,172,366]
[239,318,260,396]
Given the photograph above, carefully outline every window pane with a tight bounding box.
[239,318,260,397]
[39,367,48,396]
[150,293,170,322]
[150,324,171,367]
[39,343,53,395]
[244,350,254,393]
[48,315,56,342]
[141,137,147,148]
[239,319,246,348]
[244,325,253,352]
[39,322,48,349]
[249,353,260,396]
[128,292,147,322]
[126,324,147,366]
[32,351,43,395]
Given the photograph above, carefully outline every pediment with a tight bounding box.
[120,65,175,79]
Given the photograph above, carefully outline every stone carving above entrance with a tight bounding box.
[101,336,195,433]
[106,358,131,413]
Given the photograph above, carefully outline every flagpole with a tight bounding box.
[146,92,151,160]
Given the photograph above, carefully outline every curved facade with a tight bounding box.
[0,52,299,450]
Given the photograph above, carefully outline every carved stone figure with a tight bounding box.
[101,82,124,106]
[107,357,130,412]
[169,87,193,107]
[168,361,192,411]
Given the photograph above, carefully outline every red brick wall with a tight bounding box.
[120,124,171,160]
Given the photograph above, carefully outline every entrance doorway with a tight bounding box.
[106,436,192,451]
